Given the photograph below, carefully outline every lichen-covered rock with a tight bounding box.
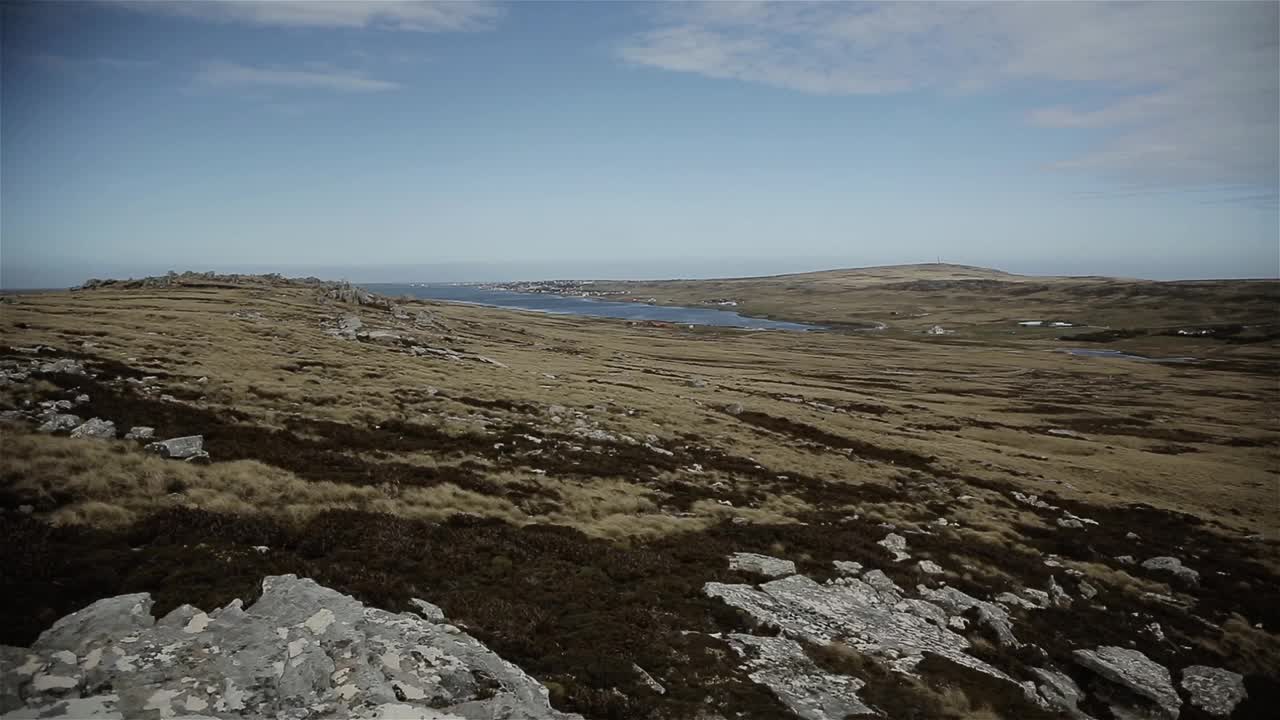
[706,572,1013,685]
[1141,556,1200,586]
[144,435,205,460]
[70,418,116,440]
[725,634,875,718]
[1074,646,1181,719]
[1180,665,1246,717]
[728,552,796,578]
[0,575,578,719]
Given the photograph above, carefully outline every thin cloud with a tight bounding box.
[619,1,1280,194]
[194,61,399,93]
[124,1,502,32]
[28,53,154,70]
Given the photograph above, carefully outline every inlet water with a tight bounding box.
[371,284,820,331]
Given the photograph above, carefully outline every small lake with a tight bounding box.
[369,284,820,331]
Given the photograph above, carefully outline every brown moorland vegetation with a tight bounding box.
[0,268,1276,718]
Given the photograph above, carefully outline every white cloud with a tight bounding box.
[619,1,1280,192]
[125,0,501,32]
[194,61,399,93]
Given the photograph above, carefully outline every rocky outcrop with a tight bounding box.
[1180,665,1246,717]
[1073,646,1181,719]
[706,572,1013,684]
[0,575,578,719]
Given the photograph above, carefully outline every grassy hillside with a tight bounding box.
[1,273,1276,718]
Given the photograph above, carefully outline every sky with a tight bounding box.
[2,0,1278,288]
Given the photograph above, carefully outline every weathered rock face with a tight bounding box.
[1073,646,1181,719]
[0,575,579,720]
[1180,665,1247,717]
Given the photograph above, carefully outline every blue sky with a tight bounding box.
[2,1,1277,287]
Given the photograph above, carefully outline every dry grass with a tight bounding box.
[0,275,1276,542]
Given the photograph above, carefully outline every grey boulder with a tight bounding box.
[145,435,205,460]
[729,552,796,579]
[1141,557,1200,586]
[1073,646,1181,719]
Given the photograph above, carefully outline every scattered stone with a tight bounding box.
[1047,428,1089,440]
[145,435,206,460]
[917,584,1020,648]
[1058,517,1085,529]
[1031,667,1093,719]
[37,414,82,434]
[1180,665,1247,717]
[995,592,1040,611]
[1073,646,1181,719]
[18,505,34,515]
[69,418,116,440]
[1021,588,1052,609]
[73,394,90,404]
[1126,531,1140,540]
[687,377,707,388]
[877,533,910,562]
[926,325,949,335]
[0,575,578,719]
[832,561,863,577]
[1141,556,1200,586]
[408,599,446,623]
[729,553,796,579]
[36,359,85,376]
[725,403,744,415]
[917,560,944,575]
[124,426,155,441]
[1116,555,1136,565]
[1047,576,1072,608]
[1078,581,1099,600]
[632,664,666,695]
